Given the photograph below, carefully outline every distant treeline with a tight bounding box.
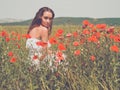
[1,17,120,26]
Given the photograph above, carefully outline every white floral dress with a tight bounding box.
[26,38,51,69]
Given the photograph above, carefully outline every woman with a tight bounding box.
[26,7,55,69]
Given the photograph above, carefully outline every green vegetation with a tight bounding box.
[1,17,120,26]
[0,22,120,90]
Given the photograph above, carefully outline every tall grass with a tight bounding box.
[0,21,120,90]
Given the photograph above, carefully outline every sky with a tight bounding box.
[0,0,120,20]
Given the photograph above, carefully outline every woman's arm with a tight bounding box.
[41,28,49,44]
[40,28,49,60]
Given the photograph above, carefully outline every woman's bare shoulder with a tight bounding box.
[29,27,40,38]
[38,26,49,35]
[39,25,48,31]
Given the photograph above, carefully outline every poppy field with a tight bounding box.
[0,20,120,90]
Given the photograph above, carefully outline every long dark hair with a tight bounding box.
[27,7,55,35]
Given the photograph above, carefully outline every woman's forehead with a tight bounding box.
[42,11,53,17]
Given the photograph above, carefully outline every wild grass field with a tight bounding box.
[0,20,120,90]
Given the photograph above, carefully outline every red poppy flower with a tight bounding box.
[49,37,58,44]
[57,29,64,35]
[55,29,64,37]
[8,52,13,57]
[90,55,96,61]
[87,36,98,43]
[33,55,38,60]
[22,34,31,39]
[66,33,72,37]
[1,30,8,37]
[36,41,48,47]
[58,43,66,51]
[17,34,21,40]
[80,39,85,44]
[73,32,78,37]
[110,45,119,53]
[82,20,90,26]
[107,26,114,34]
[56,51,64,61]
[5,37,10,42]
[73,41,79,46]
[74,50,80,56]
[91,28,97,32]
[82,29,90,35]
[89,24,94,28]
[109,34,115,40]
[96,24,107,30]
[10,57,16,63]
[10,31,16,35]
[93,32,101,39]
[113,36,120,43]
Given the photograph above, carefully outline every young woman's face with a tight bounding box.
[41,11,53,28]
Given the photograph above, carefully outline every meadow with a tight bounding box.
[0,20,120,90]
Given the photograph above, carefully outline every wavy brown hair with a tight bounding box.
[27,7,55,35]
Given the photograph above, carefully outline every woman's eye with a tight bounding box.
[44,17,52,20]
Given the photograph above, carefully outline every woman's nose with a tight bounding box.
[46,19,50,23]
